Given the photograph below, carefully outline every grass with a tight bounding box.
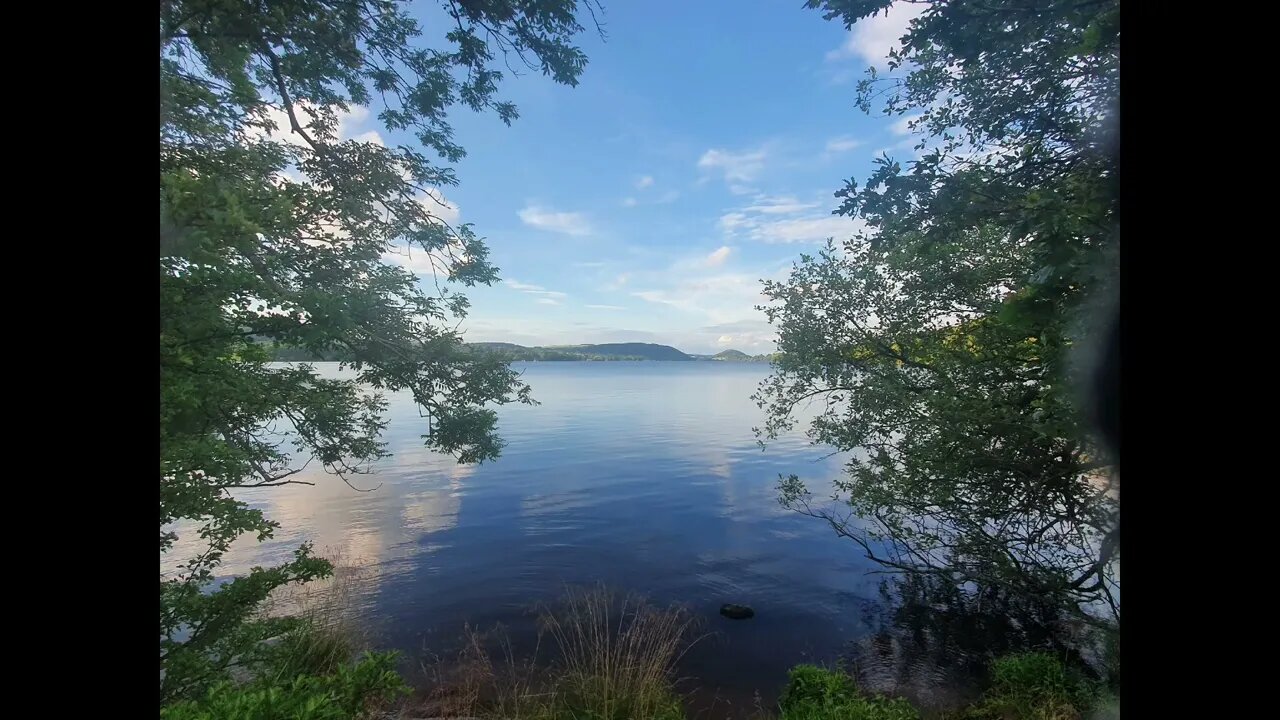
[416,585,697,720]
[256,549,376,681]
[944,652,1102,720]
[771,653,1109,720]
[777,665,920,720]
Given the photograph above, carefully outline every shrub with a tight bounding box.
[954,652,1098,720]
[161,650,407,720]
[778,665,919,720]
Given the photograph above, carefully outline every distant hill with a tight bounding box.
[470,342,693,361]
[268,339,766,363]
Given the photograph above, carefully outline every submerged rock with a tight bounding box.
[720,603,755,619]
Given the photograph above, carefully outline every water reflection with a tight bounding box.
[845,574,1114,716]
[160,362,906,715]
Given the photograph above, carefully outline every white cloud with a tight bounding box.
[717,335,734,345]
[586,304,626,310]
[873,137,923,159]
[254,102,384,147]
[381,245,441,277]
[337,105,373,139]
[748,215,862,244]
[718,212,750,233]
[825,136,864,153]
[536,298,560,305]
[505,279,568,300]
[666,245,738,275]
[350,130,384,145]
[743,195,821,214]
[505,280,545,292]
[636,175,655,189]
[719,195,864,245]
[698,147,767,184]
[705,246,732,268]
[890,113,923,136]
[632,273,773,326]
[418,187,460,225]
[825,2,926,68]
[518,205,591,236]
[622,197,638,207]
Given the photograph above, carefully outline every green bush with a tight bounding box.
[953,652,1098,720]
[161,650,407,720]
[779,665,919,720]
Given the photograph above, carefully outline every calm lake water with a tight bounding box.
[165,361,982,715]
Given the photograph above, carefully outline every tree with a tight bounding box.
[756,0,1119,624]
[160,0,600,703]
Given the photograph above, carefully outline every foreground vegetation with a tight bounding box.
[164,579,1114,720]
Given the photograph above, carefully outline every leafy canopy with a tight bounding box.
[160,0,599,703]
[757,0,1119,622]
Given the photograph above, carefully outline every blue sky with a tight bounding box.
[359,1,925,355]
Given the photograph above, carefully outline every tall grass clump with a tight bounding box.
[416,585,697,720]
[539,585,694,720]
[255,552,376,680]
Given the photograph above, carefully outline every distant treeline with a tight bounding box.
[265,340,778,363]
[470,342,692,361]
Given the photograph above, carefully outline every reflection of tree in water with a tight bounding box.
[843,575,1111,715]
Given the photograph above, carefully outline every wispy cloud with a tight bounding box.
[573,261,607,268]
[697,146,768,185]
[636,175,655,189]
[742,195,821,215]
[704,246,732,268]
[825,136,864,154]
[825,2,926,69]
[586,304,627,310]
[536,298,561,305]
[622,197,638,207]
[719,194,863,245]
[505,279,569,300]
[518,204,591,236]
[632,272,775,326]
[745,215,861,244]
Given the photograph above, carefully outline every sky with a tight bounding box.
[353,1,925,355]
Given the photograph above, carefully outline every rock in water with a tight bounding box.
[720,603,755,619]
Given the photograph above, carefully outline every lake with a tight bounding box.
[163,361,965,715]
